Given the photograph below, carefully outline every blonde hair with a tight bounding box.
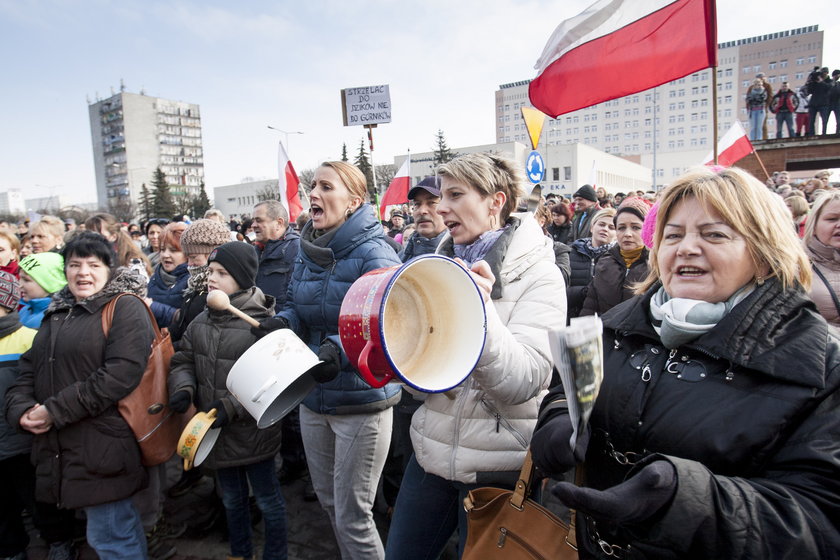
[436,153,525,222]
[804,190,840,243]
[0,231,20,256]
[318,161,368,202]
[638,166,811,293]
[785,195,809,220]
[589,208,616,233]
[30,216,65,250]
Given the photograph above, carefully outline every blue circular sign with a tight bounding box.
[526,151,544,184]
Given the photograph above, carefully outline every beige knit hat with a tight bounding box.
[180,219,231,256]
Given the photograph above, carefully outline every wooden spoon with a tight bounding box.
[206,290,260,327]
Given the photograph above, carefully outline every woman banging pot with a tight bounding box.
[531,167,840,558]
[385,153,566,558]
[5,232,154,559]
[253,161,401,559]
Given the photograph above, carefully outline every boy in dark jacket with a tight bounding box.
[168,242,287,560]
[0,271,37,560]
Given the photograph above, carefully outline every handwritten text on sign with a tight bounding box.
[341,85,392,126]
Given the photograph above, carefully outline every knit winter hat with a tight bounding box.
[19,253,67,295]
[208,241,258,291]
[573,184,598,202]
[180,219,231,256]
[0,271,20,311]
[615,196,651,223]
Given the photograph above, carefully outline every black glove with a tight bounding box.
[250,316,289,339]
[207,400,230,429]
[168,390,192,414]
[551,460,677,525]
[531,414,590,476]
[308,340,342,384]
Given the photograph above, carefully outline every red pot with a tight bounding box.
[339,255,487,392]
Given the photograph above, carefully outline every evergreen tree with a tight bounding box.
[353,139,375,199]
[341,143,349,162]
[139,183,153,222]
[432,129,455,166]
[151,167,176,219]
[193,181,212,217]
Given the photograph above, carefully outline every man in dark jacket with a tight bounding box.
[251,200,309,496]
[253,200,300,313]
[830,69,840,135]
[807,72,832,136]
[400,176,447,262]
[570,184,599,241]
[770,81,798,138]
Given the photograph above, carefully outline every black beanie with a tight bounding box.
[573,184,598,202]
[208,241,258,291]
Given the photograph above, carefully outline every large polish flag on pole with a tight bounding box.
[278,141,303,223]
[529,0,717,117]
[702,122,754,167]
[380,157,411,220]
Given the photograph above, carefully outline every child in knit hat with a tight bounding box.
[18,253,67,329]
[168,241,287,559]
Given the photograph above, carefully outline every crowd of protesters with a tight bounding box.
[746,66,840,140]
[1,157,839,560]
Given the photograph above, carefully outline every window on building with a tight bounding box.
[564,166,572,180]
[552,168,560,181]
[780,60,788,68]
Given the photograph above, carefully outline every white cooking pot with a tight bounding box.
[226,329,319,429]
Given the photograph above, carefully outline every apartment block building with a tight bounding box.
[88,90,204,212]
[496,26,823,187]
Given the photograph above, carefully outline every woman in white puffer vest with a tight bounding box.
[385,153,566,559]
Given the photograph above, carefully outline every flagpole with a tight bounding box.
[712,66,719,164]
[753,150,772,182]
[366,124,378,198]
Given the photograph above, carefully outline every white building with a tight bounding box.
[495,26,823,187]
[88,90,204,212]
[394,141,650,198]
[0,189,26,216]
[25,195,69,214]
[213,179,279,221]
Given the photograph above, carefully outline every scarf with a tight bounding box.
[649,284,754,349]
[157,265,179,289]
[454,226,508,267]
[578,238,615,259]
[187,265,210,293]
[620,246,645,268]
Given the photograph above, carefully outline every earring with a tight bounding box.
[755,273,767,285]
[346,207,353,217]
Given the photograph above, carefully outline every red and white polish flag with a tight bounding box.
[278,141,303,223]
[529,0,717,118]
[380,157,411,220]
[702,122,754,167]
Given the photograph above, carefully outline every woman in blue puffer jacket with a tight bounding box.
[255,161,401,560]
[145,222,189,328]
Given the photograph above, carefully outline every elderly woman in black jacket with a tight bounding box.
[532,167,840,558]
[6,232,153,559]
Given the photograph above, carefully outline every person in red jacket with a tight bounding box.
[770,81,799,138]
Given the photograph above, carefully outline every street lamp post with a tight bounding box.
[267,126,303,155]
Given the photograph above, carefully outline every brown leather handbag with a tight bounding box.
[462,450,578,560]
[102,293,193,466]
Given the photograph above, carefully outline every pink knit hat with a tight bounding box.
[641,201,659,249]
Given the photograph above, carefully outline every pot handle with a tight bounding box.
[252,379,277,403]
[357,340,392,388]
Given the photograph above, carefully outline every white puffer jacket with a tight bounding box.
[410,213,567,483]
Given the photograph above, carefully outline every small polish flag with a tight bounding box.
[702,122,754,167]
[380,157,411,219]
[278,141,303,223]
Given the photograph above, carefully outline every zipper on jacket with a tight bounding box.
[480,398,528,447]
[320,260,338,329]
[450,378,472,480]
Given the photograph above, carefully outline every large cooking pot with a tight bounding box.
[339,255,486,392]
[177,409,221,470]
[226,329,319,429]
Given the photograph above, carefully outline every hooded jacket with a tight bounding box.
[169,287,280,469]
[579,244,650,316]
[535,280,840,558]
[278,206,402,415]
[256,229,301,312]
[5,271,153,509]
[19,296,51,329]
[0,313,36,461]
[410,213,566,484]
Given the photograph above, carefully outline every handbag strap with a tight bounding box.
[812,264,840,316]
[101,293,163,340]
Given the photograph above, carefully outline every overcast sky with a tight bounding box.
[1,0,837,204]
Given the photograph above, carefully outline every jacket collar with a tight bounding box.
[604,279,828,388]
[46,268,147,317]
[0,312,22,338]
[299,205,385,269]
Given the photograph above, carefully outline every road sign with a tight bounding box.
[526,151,545,184]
